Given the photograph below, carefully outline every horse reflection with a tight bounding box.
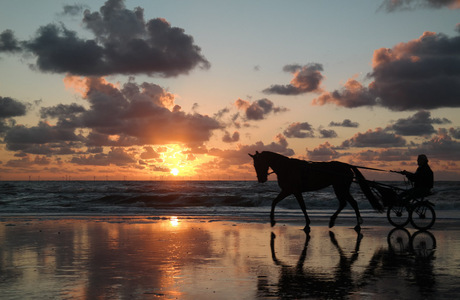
[262,231,363,299]
[260,229,437,299]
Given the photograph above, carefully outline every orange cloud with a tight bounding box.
[372,32,436,68]
[64,75,119,98]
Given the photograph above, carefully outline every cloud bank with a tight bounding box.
[1,0,210,77]
[3,78,222,157]
[314,31,460,111]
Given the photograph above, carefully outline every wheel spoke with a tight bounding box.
[410,202,436,230]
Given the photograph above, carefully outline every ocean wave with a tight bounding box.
[0,181,459,216]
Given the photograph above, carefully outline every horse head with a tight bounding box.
[249,151,269,183]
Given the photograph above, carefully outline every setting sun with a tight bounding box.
[170,168,179,176]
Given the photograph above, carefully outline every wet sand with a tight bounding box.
[1,215,460,299]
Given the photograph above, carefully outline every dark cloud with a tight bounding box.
[263,63,324,95]
[306,142,342,161]
[379,0,460,12]
[10,0,209,77]
[314,31,460,111]
[40,103,86,128]
[4,121,80,150]
[5,156,51,168]
[388,110,451,136]
[283,122,314,138]
[234,98,288,120]
[352,149,412,162]
[140,146,160,159]
[87,146,104,154]
[371,32,460,110]
[84,131,139,148]
[449,127,460,139]
[0,96,27,118]
[319,129,338,138]
[222,131,240,143]
[66,77,221,146]
[341,128,406,148]
[70,147,135,166]
[3,77,221,154]
[4,120,83,155]
[0,96,26,136]
[23,24,106,75]
[150,165,171,172]
[0,30,22,53]
[412,128,460,160]
[40,103,86,119]
[329,119,359,128]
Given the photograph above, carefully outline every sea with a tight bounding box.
[1,180,459,221]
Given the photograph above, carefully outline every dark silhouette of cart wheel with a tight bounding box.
[387,196,436,230]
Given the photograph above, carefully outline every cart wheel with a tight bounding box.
[410,202,436,230]
[410,230,436,258]
[387,227,411,255]
[387,204,410,228]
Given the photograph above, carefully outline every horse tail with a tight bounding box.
[350,166,384,213]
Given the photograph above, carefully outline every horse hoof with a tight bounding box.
[303,226,310,233]
[354,225,361,233]
[329,221,335,228]
[271,220,276,227]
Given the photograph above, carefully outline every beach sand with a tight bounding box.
[1,215,460,299]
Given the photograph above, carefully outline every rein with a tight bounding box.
[352,165,389,172]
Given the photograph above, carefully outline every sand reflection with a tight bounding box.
[0,218,216,299]
[1,217,456,299]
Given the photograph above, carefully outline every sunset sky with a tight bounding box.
[1,0,459,181]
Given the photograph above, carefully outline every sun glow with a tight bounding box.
[170,168,179,176]
[169,216,179,227]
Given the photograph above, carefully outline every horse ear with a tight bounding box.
[248,153,254,158]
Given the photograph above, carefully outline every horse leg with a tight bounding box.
[270,190,290,227]
[294,192,311,233]
[332,184,363,232]
[347,195,363,233]
[329,197,346,229]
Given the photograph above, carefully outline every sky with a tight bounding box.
[0,0,459,181]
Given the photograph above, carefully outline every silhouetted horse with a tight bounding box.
[249,151,383,232]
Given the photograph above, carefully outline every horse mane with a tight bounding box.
[260,151,291,161]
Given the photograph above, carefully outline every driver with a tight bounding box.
[400,154,434,199]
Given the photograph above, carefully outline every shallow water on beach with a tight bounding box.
[1,217,459,299]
